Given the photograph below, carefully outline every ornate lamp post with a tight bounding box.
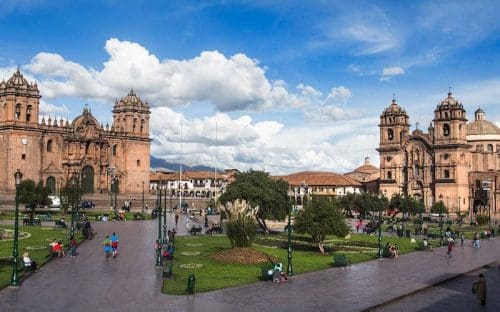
[142,181,145,214]
[286,185,298,277]
[156,180,163,266]
[10,169,23,287]
[439,194,444,246]
[114,177,118,212]
[163,184,167,243]
[70,177,77,241]
[378,194,384,258]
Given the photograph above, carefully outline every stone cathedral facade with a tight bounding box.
[378,91,499,218]
[0,70,151,194]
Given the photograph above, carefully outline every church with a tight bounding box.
[0,69,151,195]
[378,91,499,220]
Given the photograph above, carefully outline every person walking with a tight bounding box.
[70,237,78,257]
[103,235,112,259]
[111,232,119,258]
[472,273,487,306]
[175,213,179,226]
[460,233,465,247]
[446,241,453,258]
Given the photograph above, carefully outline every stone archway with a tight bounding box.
[81,166,94,194]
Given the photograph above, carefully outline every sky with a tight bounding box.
[1,0,500,174]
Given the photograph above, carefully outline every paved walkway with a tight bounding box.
[0,216,499,312]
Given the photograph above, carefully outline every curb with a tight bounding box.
[361,260,499,311]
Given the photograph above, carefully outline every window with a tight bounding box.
[47,139,53,152]
[487,144,493,152]
[137,159,141,166]
[443,153,449,160]
[26,105,32,122]
[387,171,392,179]
[386,156,392,162]
[444,170,450,179]
[21,154,26,160]
[443,124,450,136]
[445,112,448,118]
[112,145,117,156]
[15,104,21,120]
[476,179,481,189]
[388,129,394,140]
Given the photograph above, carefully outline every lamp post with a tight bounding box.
[142,181,145,214]
[287,187,295,276]
[114,177,118,212]
[378,194,383,258]
[163,185,167,243]
[10,169,23,287]
[458,197,461,226]
[439,194,444,247]
[70,178,76,241]
[156,180,163,266]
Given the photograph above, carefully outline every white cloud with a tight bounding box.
[380,66,405,81]
[296,83,322,97]
[24,38,308,112]
[347,64,361,73]
[326,86,352,103]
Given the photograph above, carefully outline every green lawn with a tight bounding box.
[163,233,421,295]
[0,225,83,289]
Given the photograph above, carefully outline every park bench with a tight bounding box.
[426,233,439,240]
[54,220,67,228]
[189,226,202,236]
[206,226,222,235]
[333,254,351,267]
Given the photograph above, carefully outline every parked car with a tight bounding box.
[79,201,96,209]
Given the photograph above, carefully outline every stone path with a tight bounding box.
[0,216,499,312]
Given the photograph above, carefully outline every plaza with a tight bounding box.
[0,216,498,312]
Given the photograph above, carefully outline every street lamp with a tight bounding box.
[113,177,118,212]
[142,181,145,214]
[378,193,383,258]
[287,187,295,276]
[156,180,163,266]
[10,169,23,287]
[70,177,77,241]
[439,194,444,247]
[163,184,167,243]
[458,197,461,226]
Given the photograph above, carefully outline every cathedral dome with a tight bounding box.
[72,106,100,128]
[467,119,500,135]
[114,89,149,111]
[382,98,407,116]
[436,91,463,109]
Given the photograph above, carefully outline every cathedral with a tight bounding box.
[0,69,151,194]
[378,91,499,219]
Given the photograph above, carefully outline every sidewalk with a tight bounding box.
[0,218,498,312]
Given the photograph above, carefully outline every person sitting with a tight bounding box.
[280,272,288,283]
[23,252,38,271]
[52,240,65,258]
[272,269,281,283]
[162,243,175,260]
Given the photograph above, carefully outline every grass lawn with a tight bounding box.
[0,225,84,289]
[163,233,421,295]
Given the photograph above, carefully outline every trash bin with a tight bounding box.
[405,229,411,238]
[187,274,196,294]
[261,265,273,280]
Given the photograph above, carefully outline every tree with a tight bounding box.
[223,199,257,247]
[294,196,349,254]
[389,193,408,218]
[219,170,289,234]
[431,201,448,214]
[405,196,424,216]
[60,181,81,215]
[18,179,51,216]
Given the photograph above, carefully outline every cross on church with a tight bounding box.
[415,122,419,130]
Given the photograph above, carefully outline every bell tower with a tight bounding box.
[0,69,41,126]
[377,97,410,199]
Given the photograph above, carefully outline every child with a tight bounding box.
[70,237,78,257]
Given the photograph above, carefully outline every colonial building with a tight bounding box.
[149,169,237,198]
[276,171,362,209]
[378,92,499,219]
[0,70,151,194]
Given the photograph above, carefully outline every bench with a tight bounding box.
[333,254,351,267]
[206,226,222,235]
[426,233,440,240]
[23,217,41,226]
[54,220,67,228]
[189,227,202,235]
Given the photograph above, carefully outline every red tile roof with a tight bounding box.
[275,171,362,186]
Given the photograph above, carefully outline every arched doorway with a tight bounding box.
[46,176,56,194]
[81,166,94,194]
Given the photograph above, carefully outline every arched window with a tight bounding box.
[387,171,392,180]
[47,139,53,152]
[26,105,32,122]
[445,112,448,118]
[443,124,450,136]
[133,118,137,133]
[476,179,481,189]
[444,170,450,179]
[388,129,394,141]
[487,144,493,152]
[112,144,117,156]
[15,104,21,120]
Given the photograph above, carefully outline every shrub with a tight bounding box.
[226,215,257,247]
[475,214,489,226]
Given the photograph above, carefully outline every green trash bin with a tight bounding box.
[187,274,196,294]
[261,265,273,280]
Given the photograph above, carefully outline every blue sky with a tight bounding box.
[1,0,500,174]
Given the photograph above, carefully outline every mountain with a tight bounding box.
[150,156,218,172]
